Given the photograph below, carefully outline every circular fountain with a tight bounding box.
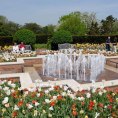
[43,49,106,82]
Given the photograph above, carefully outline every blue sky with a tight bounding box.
[0,0,118,26]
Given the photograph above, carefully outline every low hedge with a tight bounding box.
[36,34,52,44]
[0,35,118,47]
[0,36,13,46]
[73,35,118,44]
[33,44,47,49]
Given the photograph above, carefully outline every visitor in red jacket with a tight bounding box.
[19,42,25,52]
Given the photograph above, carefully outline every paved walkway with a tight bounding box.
[105,65,118,73]
[24,67,41,82]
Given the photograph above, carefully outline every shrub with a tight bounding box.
[51,30,72,44]
[0,36,13,46]
[33,44,47,49]
[72,35,118,44]
[13,29,36,45]
[36,34,52,44]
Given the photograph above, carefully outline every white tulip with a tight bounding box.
[6,90,11,96]
[2,97,9,104]
[27,104,33,109]
[61,92,66,96]
[95,112,100,118]
[63,86,68,91]
[3,87,9,91]
[14,105,19,110]
[45,99,50,103]
[49,106,54,111]
[86,93,91,98]
[37,93,40,97]
[35,102,39,107]
[52,96,57,100]
[99,91,103,96]
[49,87,54,91]
[0,86,2,90]
[45,90,49,94]
[11,83,16,88]
[8,81,12,85]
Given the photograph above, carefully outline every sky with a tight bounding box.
[0,0,118,26]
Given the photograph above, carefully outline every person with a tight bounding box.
[19,42,25,52]
[12,43,19,53]
[106,37,111,51]
[112,36,117,53]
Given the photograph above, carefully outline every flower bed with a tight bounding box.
[0,51,36,62]
[0,80,118,118]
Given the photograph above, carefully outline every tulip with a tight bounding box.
[2,97,9,104]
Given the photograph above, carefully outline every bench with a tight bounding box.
[11,45,32,54]
[24,45,32,53]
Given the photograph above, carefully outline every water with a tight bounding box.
[43,49,106,82]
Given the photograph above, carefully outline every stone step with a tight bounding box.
[24,67,41,82]
[105,65,118,73]
[33,64,42,67]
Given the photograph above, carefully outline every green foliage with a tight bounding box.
[36,34,52,44]
[23,23,43,34]
[100,15,116,34]
[112,20,118,34]
[58,12,87,35]
[43,24,55,35]
[88,22,100,35]
[52,30,72,44]
[0,15,8,24]
[0,16,20,36]
[0,36,13,46]
[73,35,118,44]
[33,44,47,49]
[47,39,52,50]
[13,29,36,45]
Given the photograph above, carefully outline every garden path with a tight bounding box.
[24,67,41,82]
[105,65,118,73]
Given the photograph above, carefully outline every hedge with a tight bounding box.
[72,35,118,44]
[0,35,118,47]
[36,34,52,44]
[0,36,13,46]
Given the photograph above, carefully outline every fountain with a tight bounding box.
[43,49,106,82]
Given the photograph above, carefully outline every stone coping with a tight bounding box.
[0,72,117,92]
[0,54,117,92]
[0,55,45,66]
[0,73,32,89]
[105,56,118,59]
[0,54,117,66]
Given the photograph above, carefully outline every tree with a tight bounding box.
[81,12,98,29]
[0,15,20,36]
[51,30,72,44]
[0,16,9,36]
[112,20,118,34]
[13,29,36,45]
[23,23,43,34]
[100,15,116,34]
[0,15,8,24]
[58,12,87,35]
[88,22,100,35]
[43,24,55,35]
[4,21,20,36]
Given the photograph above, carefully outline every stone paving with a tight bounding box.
[0,55,117,92]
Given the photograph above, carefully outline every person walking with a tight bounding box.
[106,37,111,51]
